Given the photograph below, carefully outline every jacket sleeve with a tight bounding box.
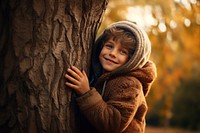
[76,77,143,133]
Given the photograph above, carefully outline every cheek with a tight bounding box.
[99,50,102,58]
[120,56,129,64]
[99,48,106,57]
[98,50,104,62]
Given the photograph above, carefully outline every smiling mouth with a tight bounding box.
[104,57,118,64]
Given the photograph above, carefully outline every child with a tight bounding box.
[65,21,157,133]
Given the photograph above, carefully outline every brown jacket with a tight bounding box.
[76,61,157,133]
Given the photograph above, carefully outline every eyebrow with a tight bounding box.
[106,40,115,44]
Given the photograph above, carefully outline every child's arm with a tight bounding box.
[65,66,90,95]
[76,77,143,133]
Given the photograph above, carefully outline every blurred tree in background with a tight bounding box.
[98,0,200,130]
[171,73,200,130]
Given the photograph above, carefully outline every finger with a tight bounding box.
[71,66,83,77]
[82,70,87,77]
[65,74,79,85]
[65,82,79,90]
[67,68,81,80]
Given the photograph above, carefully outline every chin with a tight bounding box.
[103,67,116,72]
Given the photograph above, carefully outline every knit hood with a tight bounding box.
[90,21,152,82]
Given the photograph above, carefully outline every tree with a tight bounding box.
[0,0,108,132]
[171,73,200,130]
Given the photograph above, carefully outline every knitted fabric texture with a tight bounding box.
[92,21,151,78]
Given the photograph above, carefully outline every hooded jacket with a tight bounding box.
[75,21,157,133]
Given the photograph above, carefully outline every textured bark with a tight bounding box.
[0,0,108,132]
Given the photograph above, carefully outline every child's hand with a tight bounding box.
[65,66,90,95]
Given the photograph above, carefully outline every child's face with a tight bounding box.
[99,38,129,72]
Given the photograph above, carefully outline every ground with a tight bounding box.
[146,126,200,133]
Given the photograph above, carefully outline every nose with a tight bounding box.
[109,49,117,58]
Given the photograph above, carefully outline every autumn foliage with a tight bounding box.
[99,0,200,130]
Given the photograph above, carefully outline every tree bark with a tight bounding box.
[0,0,108,132]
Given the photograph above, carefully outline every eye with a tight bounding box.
[120,49,129,55]
[104,43,113,49]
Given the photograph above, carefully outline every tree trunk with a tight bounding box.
[0,0,108,132]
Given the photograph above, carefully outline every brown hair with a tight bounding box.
[101,27,136,58]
